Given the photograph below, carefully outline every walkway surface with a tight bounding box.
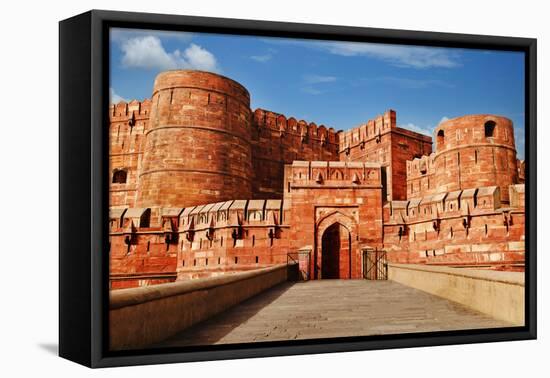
[156,280,510,347]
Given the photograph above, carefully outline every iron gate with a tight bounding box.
[363,248,388,280]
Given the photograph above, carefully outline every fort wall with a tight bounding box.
[136,70,253,208]
[339,110,432,201]
[283,161,384,279]
[383,184,525,269]
[110,182,524,287]
[109,99,151,208]
[408,115,518,202]
[108,70,526,286]
[251,109,340,198]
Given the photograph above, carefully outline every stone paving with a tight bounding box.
[155,280,511,347]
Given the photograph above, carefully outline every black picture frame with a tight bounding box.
[59,9,537,368]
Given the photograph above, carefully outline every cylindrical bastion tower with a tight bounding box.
[136,70,253,208]
[433,114,518,203]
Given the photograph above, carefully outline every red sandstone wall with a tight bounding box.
[407,153,436,198]
[339,110,432,201]
[383,184,525,270]
[107,70,526,286]
[136,70,253,208]
[251,109,340,199]
[176,199,290,280]
[109,207,179,288]
[517,159,526,184]
[109,100,151,207]
[433,115,518,202]
[284,161,384,279]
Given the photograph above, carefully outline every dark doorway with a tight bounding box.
[320,223,351,279]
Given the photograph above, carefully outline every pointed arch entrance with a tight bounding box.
[315,210,358,279]
[320,222,351,279]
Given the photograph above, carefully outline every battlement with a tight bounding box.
[253,108,340,146]
[110,99,152,119]
[109,199,285,235]
[338,109,397,151]
[288,160,382,186]
[387,184,523,224]
[407,153,436,179]
[107,70,526,285]
[404,114,521,202]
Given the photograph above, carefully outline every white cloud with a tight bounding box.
[262,38,461,69]
[301,86,323,95]
[400,123,433,137]
[438,116,450,124]
[318,42,461,69]
[110,88,127,104]
[251,54,272,62]
[300,74,337,95]
[179,43,219,72]
[121,36,175,70]
[303,74,337,84]
[365,76,454,89]
[120,36,220,72]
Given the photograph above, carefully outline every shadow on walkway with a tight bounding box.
[153,281,297,348]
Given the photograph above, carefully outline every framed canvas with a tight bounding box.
[59,10,537,368]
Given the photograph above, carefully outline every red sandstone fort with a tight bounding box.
[109,70,525,289]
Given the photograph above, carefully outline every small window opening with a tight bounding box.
[437,130,445,149]
[112,169,127,184]
[484,121,496,138]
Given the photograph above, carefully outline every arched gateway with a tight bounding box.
[315,211,358,279]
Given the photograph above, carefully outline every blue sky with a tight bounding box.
[110,28,525,159]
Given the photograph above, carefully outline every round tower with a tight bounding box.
[136,70,253,208]
[433,114,518,202]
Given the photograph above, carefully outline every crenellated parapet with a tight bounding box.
[109,198,289,283]
[337,109,432,201]
[253,108,340,147]
[407,153,436,179]
[383,183,525,269]
[287,160,382,187]
[338,109,397,153]
[110,99,152,119]
[387,184,518,224]
[406,153,437,198]
[250,109,341,199]
[109,99,153,208]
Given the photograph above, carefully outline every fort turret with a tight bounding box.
[136,70,253,208]
[433,115,518,202]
